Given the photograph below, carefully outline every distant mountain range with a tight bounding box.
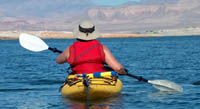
[0,0,200,33]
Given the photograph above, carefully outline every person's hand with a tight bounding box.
[118,68,128,75]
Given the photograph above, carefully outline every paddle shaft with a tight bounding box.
[126,73,148,83]
[48,47,149,83]
[48,47,63,53]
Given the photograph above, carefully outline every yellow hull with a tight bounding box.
[61,73,122,100]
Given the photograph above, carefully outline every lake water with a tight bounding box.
[1,36,200,109]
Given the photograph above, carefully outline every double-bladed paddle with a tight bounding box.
[19,33,183,92]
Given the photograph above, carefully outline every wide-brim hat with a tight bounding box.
[73,21,101,40]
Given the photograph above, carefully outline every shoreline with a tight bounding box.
[0,31,155,40]
[1,27,200,40]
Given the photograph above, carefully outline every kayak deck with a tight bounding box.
[61,72,122,100]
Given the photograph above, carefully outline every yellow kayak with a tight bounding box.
[61,71,122,100]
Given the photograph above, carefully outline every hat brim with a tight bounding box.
[73,26,100,40]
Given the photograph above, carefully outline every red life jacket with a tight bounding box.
[67,40,106,74]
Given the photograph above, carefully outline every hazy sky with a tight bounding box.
[92,0,141,6]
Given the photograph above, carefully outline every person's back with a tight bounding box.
[67,39,106,74]
[56,21,126,75]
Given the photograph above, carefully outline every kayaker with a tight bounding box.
[56,21,127,75]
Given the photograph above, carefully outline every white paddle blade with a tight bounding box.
[148,80,183,92]
[19,33,49,52]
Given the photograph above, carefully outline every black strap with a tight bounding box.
[79,25,95,33]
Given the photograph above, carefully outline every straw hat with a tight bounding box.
[73,21,100,40]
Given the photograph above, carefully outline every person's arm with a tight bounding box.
[103,45,127,75]
[56,47,69,64]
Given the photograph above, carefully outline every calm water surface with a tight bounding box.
[1,36,200,109]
